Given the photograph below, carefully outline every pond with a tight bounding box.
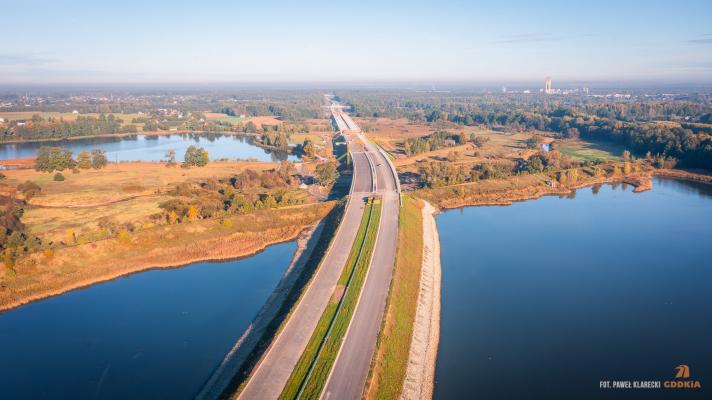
[0,133,300,163]
[0,241,296,400]
[434,178,712,399]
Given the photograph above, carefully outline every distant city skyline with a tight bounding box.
[1,0,712,84]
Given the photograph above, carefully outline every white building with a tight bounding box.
[544,77,553,94]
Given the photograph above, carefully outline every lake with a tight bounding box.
[0,133,300,163]
[434,178,712,399]
[0,241,296,400]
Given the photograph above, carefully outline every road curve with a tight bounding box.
[236,107,375,400]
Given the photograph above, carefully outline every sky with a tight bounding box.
[1,0,712,84]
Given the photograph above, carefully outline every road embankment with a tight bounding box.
[400,200,441,400]
[197,212,331,400]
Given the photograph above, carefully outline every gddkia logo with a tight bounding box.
[665,364,701,389]
[600,364,702,391]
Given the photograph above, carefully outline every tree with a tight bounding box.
[34,146,75,172]
[168,210,178,224]
[301,139,316,158]
[525,136,542,149]
[77,151,92,169]
[187,205,198,221]
[263,195,277,209]
[623,150,632,161]
[164,149,177,167]
[183,146,209,167]
[244,121,257,133]
[18,181,41,200]
[315,161,338,186]
[623,161,632,174]
[278,161,294,183]
[91,149,108,169]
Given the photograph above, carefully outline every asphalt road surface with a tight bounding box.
[237,116,376,400]
[321,129,400,400]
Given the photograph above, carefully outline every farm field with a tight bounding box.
[558,139,624,162]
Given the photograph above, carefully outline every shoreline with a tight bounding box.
[0,130,297,168]
[401,200,441,400]
[0,129,195,145]
[0,223,318,313]
[396,168,712,398]
[196,220,326,399]
[426,169,712,211]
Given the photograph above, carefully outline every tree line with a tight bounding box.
[3,114,134,142]
[341,92,712,170]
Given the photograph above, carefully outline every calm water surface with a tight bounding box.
[0,133,299,162]
[434,178,712,399]
[0,241,296,400]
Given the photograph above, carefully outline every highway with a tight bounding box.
[237,101,392,400]
[321,111,401,400]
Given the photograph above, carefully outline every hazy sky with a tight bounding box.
[2,0,711,84]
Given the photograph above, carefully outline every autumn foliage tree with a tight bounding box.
[183,146,209,167]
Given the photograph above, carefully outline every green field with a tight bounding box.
[559,139,624,162]
[280,199,382,400]
[204,112,244,124]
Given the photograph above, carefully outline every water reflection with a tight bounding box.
[0,241,297,400]
[0,133,299,163]
[434,177,712,399]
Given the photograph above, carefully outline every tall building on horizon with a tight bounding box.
[545,77,553,94]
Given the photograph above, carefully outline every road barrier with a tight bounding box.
[376,146,401,206]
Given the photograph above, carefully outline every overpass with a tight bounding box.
[236,98,400,400]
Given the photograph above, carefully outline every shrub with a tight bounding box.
[18,181,41,200]
[315,161,338,186]
[116,229,131,243]
[53,173,65,181]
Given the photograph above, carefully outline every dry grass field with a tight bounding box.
[204,113,283,128]
[246,115,282,127]
[393,129,552,172]
[1,201,334,311]
[2,161,279,243]
[355,118,444,139]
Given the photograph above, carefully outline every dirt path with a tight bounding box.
[401,200,441,400]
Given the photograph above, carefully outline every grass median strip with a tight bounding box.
[365,195,423,399]
[280,198,382,400]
